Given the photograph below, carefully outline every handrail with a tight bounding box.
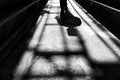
[91,0,120,13]
[0,0,40,26]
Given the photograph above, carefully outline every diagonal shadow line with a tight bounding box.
[0,0,39,26]
[33,1,61,51]
[75,28,103,76]
[22,72,88,80]
[45,23,59,25]
[64,26,99,67]
[32,0,54,50]
[74,0,120,48]
[19,55,39,80]
[62,26,102,76]
[69,0,120,61]
[59,25,71,52]
[35,14,45,27]
[65,28,92,76]
[54,3,69,52]
[31,14,48,50]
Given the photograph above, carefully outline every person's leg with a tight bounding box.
[60,0,72,19]
[59,0,81,27]
[60,0,76,18]
[60,0,68,11]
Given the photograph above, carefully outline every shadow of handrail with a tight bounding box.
[0,0,40,26]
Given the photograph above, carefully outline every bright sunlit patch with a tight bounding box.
[29,0,52,49]
[69,0,119,63]
[14,51,34,80]
[37,25,64,52]
[29,13,48,49]
[31,57,56,75]
[69,55,92,75]
[49,7,59,13]
[66,36,83,52]
[88,47,119,63]
[51,1,60,7]
[51,56,67,70]
[30,0,82,53]
[77,23,119,63]
[97,31,120,57]
[48,14,58,19]
[46,18,58,24]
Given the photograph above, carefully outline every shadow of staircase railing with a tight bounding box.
[0,0,48,68]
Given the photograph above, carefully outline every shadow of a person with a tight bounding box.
[55,0,81,27]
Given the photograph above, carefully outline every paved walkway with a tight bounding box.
[13,0,120,80]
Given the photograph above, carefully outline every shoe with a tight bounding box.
[60,10,81,27]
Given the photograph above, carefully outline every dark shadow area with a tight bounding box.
[67,27,77,36]
[0,0,49,80]
[55,14,81,27]
[0,0,36,20]
[110,38,120,47]
[55,14,81,37]
[95,64,120,80]
[94,0,120,10]
[0,43,28,80]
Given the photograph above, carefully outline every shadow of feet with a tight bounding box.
[67,27,77,36]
